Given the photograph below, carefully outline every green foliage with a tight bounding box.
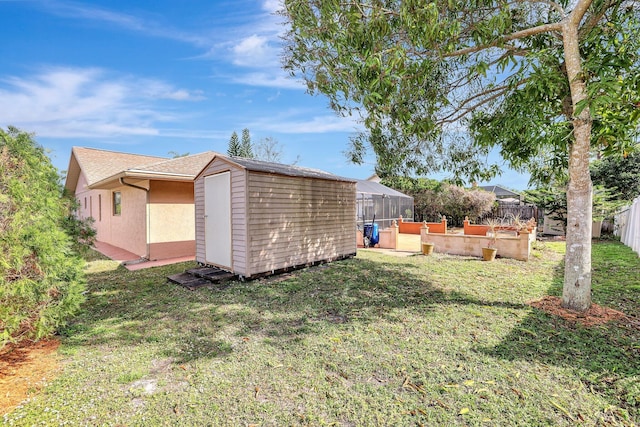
[469,3,640,186]
[167,151,190,158]
[591,152,640,201]
[524,186,568,231]
[282,0,639,183]
[240,128,254,159]
[228,129,255,159]
[61,194,97,255]
[227,131,241,157]
[525,184,626,227]
[0,127,85,347]
[382,177,495,226]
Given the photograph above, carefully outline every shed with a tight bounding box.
[356,180,414,230]
[194,155,357,278]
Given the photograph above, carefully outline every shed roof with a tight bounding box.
[202,155,356,183]
[356,180,413,199]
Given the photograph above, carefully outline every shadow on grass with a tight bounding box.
[61,244,639,418]
[481,241,640,419]
[62,254,526,364]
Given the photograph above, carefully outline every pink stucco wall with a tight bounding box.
[73,175,197,260]
[73,173,147,258]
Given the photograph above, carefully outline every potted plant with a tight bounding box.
[482,218,501,261]
[506,213,535,235]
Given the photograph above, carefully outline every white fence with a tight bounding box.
[617,197,640,256]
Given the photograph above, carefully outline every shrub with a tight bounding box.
[0,127,85,348]
[382,177,495,226]
[61,195,97,255]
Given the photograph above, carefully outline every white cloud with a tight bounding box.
[0,67,205,138]
[136,80,206,101]
[232,34,276,66]
[38,1,302,92]
[262,0,282,13]
[44,0,209,46]
[232,71,305,90]
[43,1,295,90]
[267,90,281,102]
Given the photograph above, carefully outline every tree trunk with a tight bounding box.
[561,16,593,312]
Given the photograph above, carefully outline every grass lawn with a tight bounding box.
[4,241,639,426]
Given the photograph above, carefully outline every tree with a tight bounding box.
[168,151,190,158]
[281,0,640,311]
[254,136,302,164]
[0,127,86,347]
[383,177,495,226]
[227,131,241,157]
[240,128,254,159]
[254,136,284,163]
[591,152,640,201]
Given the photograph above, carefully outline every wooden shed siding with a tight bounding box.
[246,173,356,275]
[195,159,247,274]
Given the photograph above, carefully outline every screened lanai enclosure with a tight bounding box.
[356,180,414,230]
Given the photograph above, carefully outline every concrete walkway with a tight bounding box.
[92,241,194,271]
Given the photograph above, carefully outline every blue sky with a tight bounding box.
[1,0,530,189]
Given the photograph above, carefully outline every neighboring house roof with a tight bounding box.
[478,185,521,198]
[366,173,381,183]
[65,147,217,193]
[200,155,356,183]
[356,180,413,199]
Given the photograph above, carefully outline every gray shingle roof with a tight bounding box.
[228,156,355,182]
[478,185,521,198]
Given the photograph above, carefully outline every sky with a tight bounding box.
[1,0,530,189]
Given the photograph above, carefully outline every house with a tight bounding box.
[64,147,216,261]
[478,185,522,203]
[194,155,356,278]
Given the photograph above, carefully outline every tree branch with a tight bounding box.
[578,0,616,38]
[444,22,563,58]
[439,79,529,124]
[567,0,595,26]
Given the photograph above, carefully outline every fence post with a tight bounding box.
[420,222,430,243]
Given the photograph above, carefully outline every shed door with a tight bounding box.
[204,172,232,269]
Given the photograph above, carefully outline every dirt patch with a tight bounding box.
[0,339,61,416]
[529,296,628,327]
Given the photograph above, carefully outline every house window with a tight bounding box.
[89,196,93,218]
[98,194,102,221]
[113,191,121,216]
[84,197,87,209]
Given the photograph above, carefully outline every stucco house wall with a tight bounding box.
[148,180,196,260]
[65,147,216,262]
